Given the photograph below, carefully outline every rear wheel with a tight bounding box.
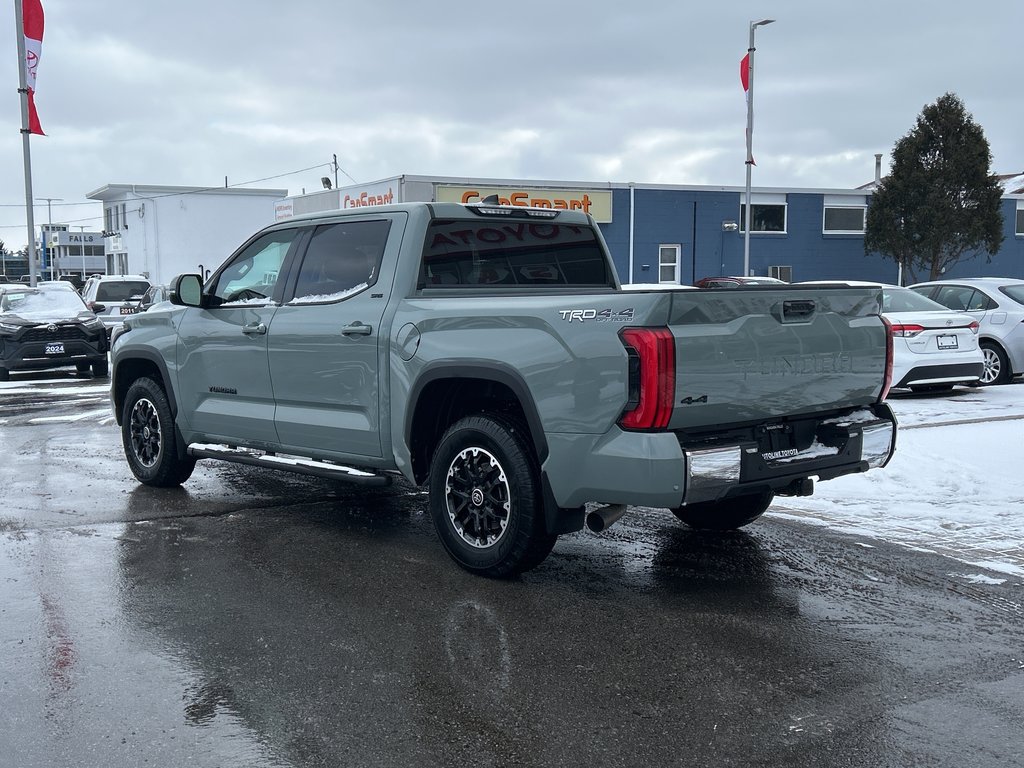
[671,491,774,530]
[121,377,195,487]
[0,367,8,382]
[428,415,556,577]
[980,342,1010,385]
[92,358,109,378]
[76,362,91,373]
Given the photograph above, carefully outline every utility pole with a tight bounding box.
[332,154,339,190]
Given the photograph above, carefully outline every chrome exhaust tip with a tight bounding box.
[585,504,627,533]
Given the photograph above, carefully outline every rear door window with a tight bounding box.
[288,220,391,303]
[420,219,613,289]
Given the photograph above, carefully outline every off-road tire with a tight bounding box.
[121,377,195,487]
[671,491,774,530]
[428,415,556,577]
[92,358,109,378]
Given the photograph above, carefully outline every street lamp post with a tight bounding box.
[77,225,87,280]
[35,197,63,279]
[743,18,775,278]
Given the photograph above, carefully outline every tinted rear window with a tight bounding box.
[96,281,151,302]
[999,285,1024,307]
[420,219,613,289]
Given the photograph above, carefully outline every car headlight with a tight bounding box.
[0,321,20,333]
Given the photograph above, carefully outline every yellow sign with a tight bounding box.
[436,185,613,223]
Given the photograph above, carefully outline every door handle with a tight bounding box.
[341,322,373,336]
[242,322,267,335]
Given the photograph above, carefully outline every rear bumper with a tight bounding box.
[894,361,984,388]
[543,404,897,509]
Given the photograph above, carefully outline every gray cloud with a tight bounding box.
[2,0,1020,248]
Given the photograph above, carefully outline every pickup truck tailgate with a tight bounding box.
[666,286,886,431]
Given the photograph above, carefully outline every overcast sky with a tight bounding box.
[2,0,1021,249]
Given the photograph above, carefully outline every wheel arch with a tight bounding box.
[112,352,178,427]
[405,363,548,486]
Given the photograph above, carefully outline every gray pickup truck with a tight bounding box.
[110,200,896,576]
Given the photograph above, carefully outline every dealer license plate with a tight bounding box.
[120,306,138,315]
[44,343,65,355]
[937,334,958,350]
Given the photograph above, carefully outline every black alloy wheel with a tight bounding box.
[428,415,556,577]
[121,377,195,487]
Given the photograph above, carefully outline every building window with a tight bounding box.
[739,203,787,233]
[769,265,793,282]
[104,207,113,231]
[823,206,866,233]
[1016,207,1023,236]
[658,245,680,283]
[120,204,128,230]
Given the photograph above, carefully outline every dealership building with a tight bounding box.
[275,173,1024,285]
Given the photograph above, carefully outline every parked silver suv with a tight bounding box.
[81,274,152,338]
[910,277,1024,385]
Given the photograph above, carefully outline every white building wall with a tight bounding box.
[87,185,287,285]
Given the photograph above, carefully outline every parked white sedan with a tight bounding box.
[909,277,1024,385]
[801,281,984,392]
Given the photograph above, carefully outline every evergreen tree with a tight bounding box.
[865,93,1004,284]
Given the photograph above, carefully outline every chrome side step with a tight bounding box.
[187,443,391,487]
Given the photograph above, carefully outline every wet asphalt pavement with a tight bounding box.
[1,373,1022,768]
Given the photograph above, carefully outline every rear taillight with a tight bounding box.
[889,323,924,338]
[968,320,980,335]
[618,328,675,430]
[879,316,894,402]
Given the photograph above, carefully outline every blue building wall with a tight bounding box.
[597,187,1023,285]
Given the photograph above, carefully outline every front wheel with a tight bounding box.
[671,491,774,530]
[121,377,196,487]
[428,415,556,577]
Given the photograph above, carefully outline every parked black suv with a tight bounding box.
[0,284,109,380]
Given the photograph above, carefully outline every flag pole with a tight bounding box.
[743,19,774,279]
[15,0,39,287]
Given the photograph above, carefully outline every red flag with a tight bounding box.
[22,0,45,135]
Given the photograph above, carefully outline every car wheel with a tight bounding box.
[121,377,196,487]
[76,362,91,373]
[92,358,109,378]
[671,491,774,530]
[0,367,8,382]
[979,341,1010,385]
[428,415,556,577]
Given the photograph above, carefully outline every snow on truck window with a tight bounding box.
[420,219,613,288]
[288,283,368,305]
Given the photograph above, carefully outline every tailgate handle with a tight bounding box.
[779,300,816,323]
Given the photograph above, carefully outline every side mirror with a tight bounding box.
[169,274,204,307]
